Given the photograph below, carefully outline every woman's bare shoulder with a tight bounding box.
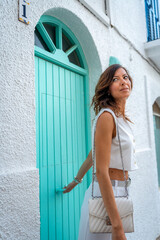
[96,111,115,134]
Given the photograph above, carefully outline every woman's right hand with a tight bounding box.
[62,180,78,193]
[112,225,127,240]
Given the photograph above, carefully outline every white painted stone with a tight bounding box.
[0,0,160,239]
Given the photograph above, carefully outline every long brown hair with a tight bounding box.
[90,64,134,124]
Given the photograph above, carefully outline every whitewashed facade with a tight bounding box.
[0,0,160,239]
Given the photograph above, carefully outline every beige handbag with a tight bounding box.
[88,119,134,233]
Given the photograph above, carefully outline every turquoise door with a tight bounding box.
[34,16,91,240]
[153,115,160,187]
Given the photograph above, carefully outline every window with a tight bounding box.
[34,28,50,51]
[144,0,160,41]
[34,21,83,68]
[43,23,56,47]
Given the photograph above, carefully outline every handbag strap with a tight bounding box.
[91,111,129,199]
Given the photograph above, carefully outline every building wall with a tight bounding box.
[109,0,147,54]
[0,0,160,239]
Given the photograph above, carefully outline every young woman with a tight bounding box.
[63,64,138,240]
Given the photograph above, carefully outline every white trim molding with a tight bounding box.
[144,38,160,70]
[78,0,110,27]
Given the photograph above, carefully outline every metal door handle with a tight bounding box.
[56,188,65,193]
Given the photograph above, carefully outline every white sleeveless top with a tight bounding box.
[92,108,138,173]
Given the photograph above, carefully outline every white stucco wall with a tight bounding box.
[0,170,39,240]
[109,0,147,55]
[0,0,160,239]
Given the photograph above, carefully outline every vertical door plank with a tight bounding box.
[71,72,80,239]
[55,165,63,240]
[60,68,69,239]
[70,71,78,240]
[66,70,75,239]
[39,58,49,239]
[35,57,40,169]
[46,85,56,239]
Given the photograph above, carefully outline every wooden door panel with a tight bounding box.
[36,56,88,240]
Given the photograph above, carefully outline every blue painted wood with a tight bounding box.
[56,25,62,49]
[36,15,88,71]
[66,44,78,56]
[35,54,89,240]
[34,46,88,76]
[109,56,121,66]
[35,16,91,240]
[153,115,160,187]
[144,0,160,41]
[36,22,56,53]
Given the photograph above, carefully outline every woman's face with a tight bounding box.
[109,67,131,102]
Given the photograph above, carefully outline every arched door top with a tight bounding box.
[34,15,88,75]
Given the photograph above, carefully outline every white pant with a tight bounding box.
[78,180,130,240]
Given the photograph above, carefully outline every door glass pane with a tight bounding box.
[34,28,50,51]
[62,31,82,67]
[68,50,81,67]
[62,32,72,52]
[43,23,56,47]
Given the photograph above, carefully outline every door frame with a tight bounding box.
[153,112,160,188]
